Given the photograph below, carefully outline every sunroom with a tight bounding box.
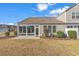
[17,24,40,37]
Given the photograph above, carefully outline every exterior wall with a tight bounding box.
[57,12,66,22]
[56,25,66,32]
[17,24,67,37]
[39,25,43,36]
[39,24,66,35]
[0,25,8,32]
[66,5,79,23]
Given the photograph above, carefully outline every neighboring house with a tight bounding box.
[0,24,16,32]
[17,4,79,39]
[0,24,8,32]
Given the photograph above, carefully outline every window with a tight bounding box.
[78,26,79,28]
[67,26,70,28]
[76,12,79,19]
[70,26,73,28]
[72,12,75,19]
[67,26,73,28]
[74,26,76,28]
[48,26,51,33]
[27,26,34,35]
[72,11,79,19]
[19,26,26,33]
[53,26,56,33]
[74,26,77,28]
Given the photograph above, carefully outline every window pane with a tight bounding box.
[19,26,23,33]
[67,26,73,28]
[27,26,34,33]
[67,26,69,28]
[72,12,75,19]
[48,26,51,33]
[19,26,26,33]
[78,26,79,28]
[53,26,56,33]
[76,12,79,19]
[74,26,76,28]
[70,26,73,28]
[23,26,26,33]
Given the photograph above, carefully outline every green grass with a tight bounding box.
[0,38,79,56]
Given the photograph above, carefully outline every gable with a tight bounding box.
[66,4,79,23]
[57,4,79,23]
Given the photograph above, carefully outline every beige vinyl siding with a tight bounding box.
[57,12,66,22]
[66,5,79,23]
[39,24,66,35]
[56,25,66,32]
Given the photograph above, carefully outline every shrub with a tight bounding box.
[5,32,10,36]
[68,30,77,39]
[57,31,65,38]
[53,32,57,38]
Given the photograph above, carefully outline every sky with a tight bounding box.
[0,3,74,25]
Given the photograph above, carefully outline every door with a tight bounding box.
[36,28,39,36]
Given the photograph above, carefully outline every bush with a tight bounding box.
[57,31,65,38]
[5,32,10,36]
[68,30,77,39]
[53,32,57,38]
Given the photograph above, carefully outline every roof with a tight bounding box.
[57,3,77,18]
[18,17,64,24]
[18,4,79,25]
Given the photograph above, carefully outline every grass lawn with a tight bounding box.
[0,38,79,56]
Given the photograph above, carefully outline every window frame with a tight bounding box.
[27,26,35,35]
[19,26,26,34]
[72,11,79,19]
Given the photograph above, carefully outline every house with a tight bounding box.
[17,4,79,39]
[0,24,8,32]
[0,24,17,37]
[0,24,16,32]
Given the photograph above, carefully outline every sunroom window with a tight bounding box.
[27,26,34,35]
[19,26,26,33]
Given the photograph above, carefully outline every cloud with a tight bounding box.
[8,23,14,25]
[48,3,56,6]
[49,6,69,16]
[36,3,55,12]
[36,4,48,12]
